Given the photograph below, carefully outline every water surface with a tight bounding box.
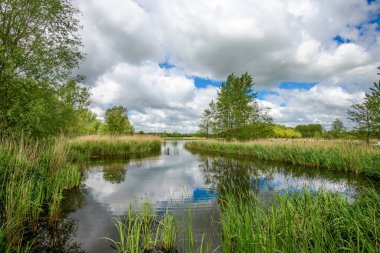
[31,141,378,252]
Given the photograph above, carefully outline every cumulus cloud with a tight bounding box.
[261,84,365,129]
[73,0,380,132]
[90,62,218,132]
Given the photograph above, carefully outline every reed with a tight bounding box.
[185,140,380,177]
[106,203,212,253]
[0,137,81,250]
[68,135,162,161]
[219,188,380,253]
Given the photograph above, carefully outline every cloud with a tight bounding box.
[262,84,365,129]
[90,62,218,132]
[73,0,380,132]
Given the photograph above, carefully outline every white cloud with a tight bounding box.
[263,84,365,129]
[73,0,380,132]
[90,62,218,132]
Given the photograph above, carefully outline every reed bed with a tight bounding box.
[68,135,162,161]
[105,203,210,253]
[219,189,380,253]
[185,140,380,177]
[0,137,81,250]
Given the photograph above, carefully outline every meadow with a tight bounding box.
[185,139,380,177]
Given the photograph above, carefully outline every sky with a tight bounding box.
[73,0,380,132]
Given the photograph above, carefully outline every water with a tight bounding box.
[30,141,378,252]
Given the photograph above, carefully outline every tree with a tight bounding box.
[0,0,86,138]
[104,106,134,135]
[347,67,380,142]
[331,118,345,132]
[0,0,83,83]
[215,73,262,138]
[199,73,271,139]
[295,124,323,138]
[199,100,216,137]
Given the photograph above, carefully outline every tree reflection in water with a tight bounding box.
[102,163,127,184]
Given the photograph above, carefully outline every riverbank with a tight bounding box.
[0,135,162,252]
[185,139,380,177]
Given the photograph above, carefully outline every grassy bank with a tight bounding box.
[0,135,162,252]
[220,189,380,253]
[0,137,81,252]
[185,139,380,177]
[68,135,162,161]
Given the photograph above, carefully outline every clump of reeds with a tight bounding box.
[68,135,162,161]
[185,140,380,177]
[0,137,81,249]
[105,203,211,253]
[219,188,380,253]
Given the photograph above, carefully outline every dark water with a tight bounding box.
[31,141,378,253]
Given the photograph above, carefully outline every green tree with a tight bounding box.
[331,118,345,132]
[0,0,85,137]
[0,0,83,83]
[215,73,262,138]
[104,106,134,135]
[295,124,323,138]
[199,100,217,137]
[347,67,380,143]
[199,73,271,139]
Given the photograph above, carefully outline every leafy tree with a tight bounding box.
[74,109,101,136]
[295,124,323,138]
[199,73,271,139]
[347,67,380,142]
[0,0,86,138]
[331,118,345,132]
[0,0,83,83]
[199,100,217,137]
[216,73,260,138]
[104,106,134,135]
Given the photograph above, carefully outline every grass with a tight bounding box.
[185,139,380,177]
[219,188,380,253]
[105,203,212,253]
[68,135,162,161]
[0,134,162,251]
[0,137,81,250]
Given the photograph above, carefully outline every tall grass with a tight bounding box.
[185,140,380,177]
[219,188,380,253]
[106,203,212,253]
[0,137,81,250]
[68,135,162,161]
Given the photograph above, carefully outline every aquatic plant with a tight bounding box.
[219,188,380,253]
[0,137,81,249]
[185,140,380,177]
[68,135,162,161]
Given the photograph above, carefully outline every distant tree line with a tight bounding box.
[199,67,380,142]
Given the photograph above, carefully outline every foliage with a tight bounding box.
[0,0,89,138]
[199,73,272,139]
[272,125,302,138]
[185,140,380,177]
[295,124,323,138]
[348,67,380,142]
[105,106,135,135]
